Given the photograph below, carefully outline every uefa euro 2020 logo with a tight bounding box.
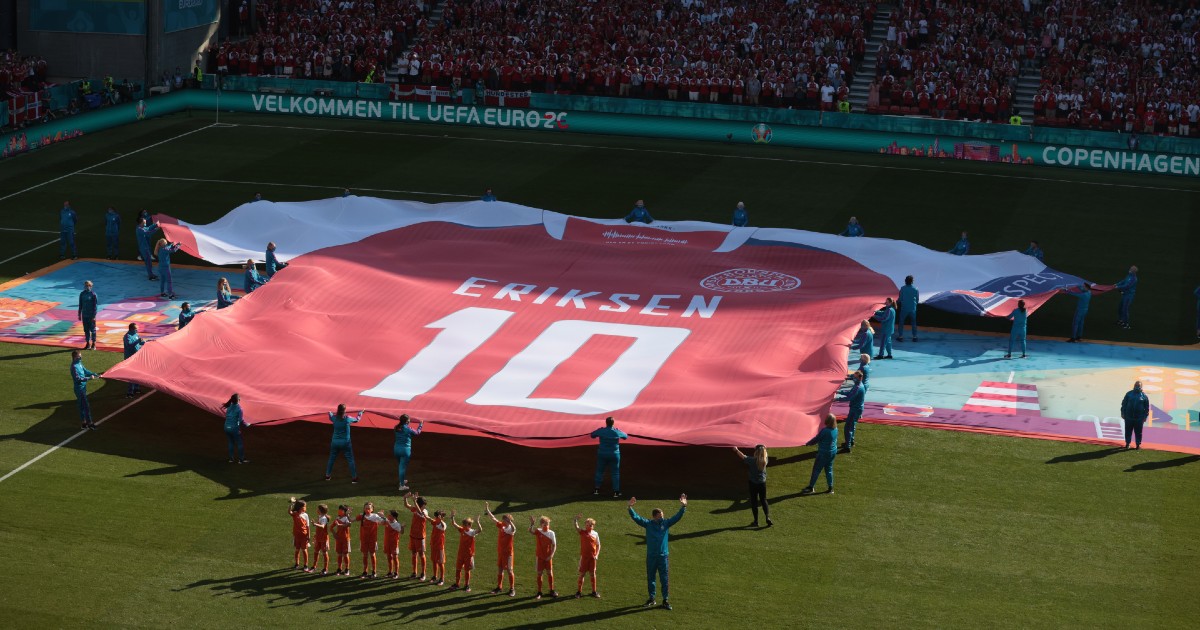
[136,100,146,120]
[751,123,772,144]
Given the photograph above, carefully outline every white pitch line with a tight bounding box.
[77,172,476,198]
[226,122,1200,194]
[0,123,218,204]
[0,391,155,484]
[1007,371,1015,383]
[0,238,59,265]
[0,227,59,234]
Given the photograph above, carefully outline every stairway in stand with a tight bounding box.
[847,6,892,112]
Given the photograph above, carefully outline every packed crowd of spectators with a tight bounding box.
[866,0,1030,120]
[1,50,49,96]
[202,0,1200,135]
[209,0,431,82]
[1031,0,1199,136]
[401,0,877,109]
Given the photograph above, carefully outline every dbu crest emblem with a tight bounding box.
[701,269,800,293]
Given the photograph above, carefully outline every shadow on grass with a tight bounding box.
[180,567,643,625]
[0,347,70,362]
[1124,454,1200,472]
[9,380,824,506]
[1045,446,1126,464]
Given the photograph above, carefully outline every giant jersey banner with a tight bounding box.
[105,199,1091,447]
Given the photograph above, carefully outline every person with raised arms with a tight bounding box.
[529,515,558,600]
[135,216,160,280]
[394,414,423,492]
[449,509,481,592]
[573,513,602,598]
[177,302,203,330]
[485,501,518,597]
[1005,299,1028,359]
[404,492,429,581]
[628,494,687,611]
[590,416,628,498]
[324,404,363,483]
[731,445,771,527]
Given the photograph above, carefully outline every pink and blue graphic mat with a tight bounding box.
[0,259,235,352]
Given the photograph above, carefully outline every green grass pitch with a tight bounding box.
[0,111,1198,628]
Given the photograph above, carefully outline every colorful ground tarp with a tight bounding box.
[100,199,1105,448]
[0,260,236,351]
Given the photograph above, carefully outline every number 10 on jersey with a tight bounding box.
[360,307,691,414]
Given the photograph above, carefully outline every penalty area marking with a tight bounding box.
[0,391,155,484]
[0,239,60,266]
[77,172,476,199]
[0,228,59,234]
[224,122,1200,195]
[0,123,219,204]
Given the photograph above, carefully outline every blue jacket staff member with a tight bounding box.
[122,323,145,398]
[1005,300,1028,359]
[393,413,423,492]
[801,414,838,494]
[265,242,289,278]
[624,200,654,224]
[896,275,919,342]
[78,280,98,350]
[591,416,628,497]
[223,393,249,463]
[628,493,687,611]
[1066,282,1093,342]
[948,231,970,255]
[1022,240,1044,262]
[1120,381,1150,450]
[873,298,896,359]
[838,372,866,452]
[217,278,238,309]
[244,259,267,294]
[135,217,161,280]
[731,445,771,527]
[839,216,864,237]
[325,404,364,482]
[1114,265,1138,329]
[732,201,748,227]
[155,239,182,299]
[70,349,101,430]
[104,207,121,259]
[481,188,497,202]
[177,302,203,329]
[59,201,78,260]
[851,320,874,352]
